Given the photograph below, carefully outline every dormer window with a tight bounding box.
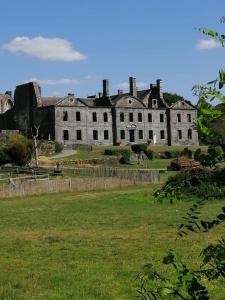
[152,99,158,108]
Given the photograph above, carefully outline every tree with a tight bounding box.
[137,17,225,300]
[5,133,33,166]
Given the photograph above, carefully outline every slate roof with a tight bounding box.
[41,97,64,106]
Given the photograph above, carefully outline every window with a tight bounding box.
[152,99,158,108]
[63,111,68,121]
[160,113,164,122]
[149,130,153,140]
[120,130,125,139]
[92,112,97,122]
[93,130,98,140]
[76,130,82,140]
[120,112,124,122]
[188,129,192,140]
[103,112,108,122]
[178,130,182,140]
[76,111,81,121]
[187,114,191,122]
[148,113,152,122]
[139,130,143,139]
[160,130,165,139]
[63,130,69,140]
[129,112,133,122]
[177,113,181,122]
[138,113,142,122]
[104,130,109,140]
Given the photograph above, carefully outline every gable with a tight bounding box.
[56,96,86,107]
[171,100,194,109]
[114,96,146,108]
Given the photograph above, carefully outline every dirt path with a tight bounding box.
[50,149,76,159]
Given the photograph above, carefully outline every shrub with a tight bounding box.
[154,167,225,203]
[119,150,131,164]
[55,141,64,153]
[5,133,33,166]
[181,147,193,158]
[208,145,223,161]
[164,150,181,159]
[144,149,154,160]
[194,148,202,161]
[104,148,130,156]
[0,147,11,165]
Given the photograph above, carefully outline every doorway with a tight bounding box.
[129,130,135,143]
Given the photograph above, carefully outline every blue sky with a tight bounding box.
[0,0,224,103]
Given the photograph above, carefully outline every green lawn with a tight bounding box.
[0,185,224,299]
[58,145,207,170]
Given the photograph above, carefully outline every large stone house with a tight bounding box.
[0,77,198,146]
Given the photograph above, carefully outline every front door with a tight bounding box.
[129,130,135,143]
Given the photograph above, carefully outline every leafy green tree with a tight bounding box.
[137,17,225,300]
[5,133,34,166]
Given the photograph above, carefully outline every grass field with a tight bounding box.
[0,185,224,299]
[60,145,207,162]
[57,145,208,171]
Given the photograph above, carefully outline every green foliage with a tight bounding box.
[144,149,154,160]
[119,149,131,164]
[137,250,209,300]
[3,133,34,166]
[164,150,181,159]
[0,147,11,165]
[194,148,202,161]
[103,148,131,164]
[198,146,223,167]
[154,167,225,203]
[200,237,225,281]
[163,92,185,106]
[55,141,64,153]
[181,147,193,159]
[104,148,131,156]
[138,19,225,300]
[178,201,225,237]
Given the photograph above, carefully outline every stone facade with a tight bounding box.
[0,77,198,146]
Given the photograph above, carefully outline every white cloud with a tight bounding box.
[117,81,149,90]
[197,38,221,50]
[24,78,80,85]
[3,36,86,61]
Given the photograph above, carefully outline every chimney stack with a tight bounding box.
[156,79,163,98]
[103,79,109,97]
[118,89,123,95]
[129,77,137,97]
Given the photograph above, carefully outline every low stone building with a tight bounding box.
[0,77,198,146]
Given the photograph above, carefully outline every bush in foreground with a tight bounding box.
[0,133,34,166]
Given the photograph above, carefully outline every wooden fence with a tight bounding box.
[65,167,160,183]
[0,176,156,198]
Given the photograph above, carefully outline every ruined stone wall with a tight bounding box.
[13,82,41,136]
[36,106,55,140]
